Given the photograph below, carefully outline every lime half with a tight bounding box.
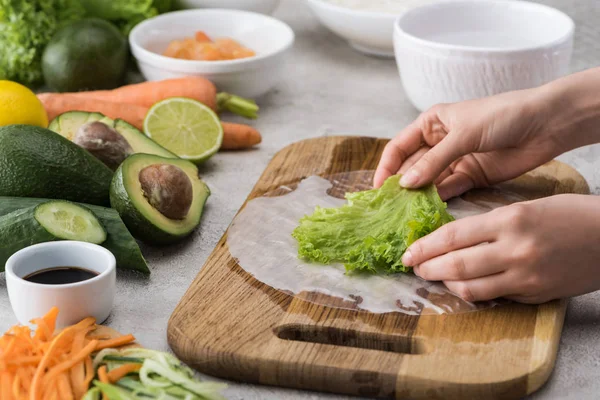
[143,97,223,163]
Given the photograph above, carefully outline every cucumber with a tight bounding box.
[34,201,106,243]
[0,201,106,271]
[0,197,150,274]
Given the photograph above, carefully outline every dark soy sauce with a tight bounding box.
[24,266,98,285]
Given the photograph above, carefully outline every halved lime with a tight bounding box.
[143,97,223,163]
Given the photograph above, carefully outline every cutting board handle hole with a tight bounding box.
[274,324,429,354]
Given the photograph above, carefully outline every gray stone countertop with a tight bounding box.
[1,1,599,399]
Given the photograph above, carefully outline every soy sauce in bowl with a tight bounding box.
[24,267,98,285]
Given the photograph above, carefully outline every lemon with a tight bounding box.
[0,80,48,128]
[143,97,223,164]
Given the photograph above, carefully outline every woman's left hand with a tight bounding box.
[402,194,600,303]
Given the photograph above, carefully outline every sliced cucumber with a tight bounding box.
[0,197,150,274]
[0,201,106,271]
[34,201,107,244]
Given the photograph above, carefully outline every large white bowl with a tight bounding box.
[394,0,574,111]
[174,0,281,15]
[129,9,294,98]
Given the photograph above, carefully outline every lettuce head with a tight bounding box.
[292,175,454,274]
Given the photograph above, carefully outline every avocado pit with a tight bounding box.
[74,121,133,170]
[138,164,193,220]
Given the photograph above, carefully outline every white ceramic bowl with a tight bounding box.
[394,0,574,111]
[129,9,295,98]
[6,241,116,328]
[305,0,399,57]
[174,0,281,15]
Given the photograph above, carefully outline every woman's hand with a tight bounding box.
[402,194,600,303]
[374,89,565,199]
[375,67,600,199]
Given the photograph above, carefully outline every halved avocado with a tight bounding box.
[113,119,176,158]
[48,111,111,141]
[110,154,210,245]
[48,111,177,167]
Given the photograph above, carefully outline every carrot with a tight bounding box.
[38,77,217,111]
[57,373,73,400]
[37,94,147,130]
[1,371,12,400]
[42,340,98,388]
[107,363,142,383]
[97,366,109,400]
[30,326,77,400]
[69,329,88,399]
[221,122,262,150]
[82,356,94,391]
[94,334,136,351]
[32,307,59,343]
[38,94,261,150]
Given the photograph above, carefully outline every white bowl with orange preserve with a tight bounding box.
[129,9,295,98]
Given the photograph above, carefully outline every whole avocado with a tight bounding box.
[42,18,128,92]
[0,125,113,206]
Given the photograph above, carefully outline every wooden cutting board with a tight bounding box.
[168,137,589,400]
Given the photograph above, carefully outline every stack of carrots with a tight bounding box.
[0,307,136,400]
[37,77,262,150]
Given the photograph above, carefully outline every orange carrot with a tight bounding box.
[42,340,97,388]
[94,334,136,351]
[82,356,94,391]
[37,94,147,129]
[57,373,73,400]
[0,308,139,400]
[38,77,217,111]
[221,122,262,150]
[38,94,261,150]
[97,366,109,400]
[107,363,142,383]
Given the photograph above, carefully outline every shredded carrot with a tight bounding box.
[57,373,73,400]
[0,308,140,400]
[94,334,136,351]
[42,340,98,388]
[97,366,109,400]
[107,363,142,383]
[83,355,94,390]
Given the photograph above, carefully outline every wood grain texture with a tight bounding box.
[168,137,590,400]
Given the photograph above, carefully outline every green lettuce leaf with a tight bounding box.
[292,175,454,274]
[0,0,85,86]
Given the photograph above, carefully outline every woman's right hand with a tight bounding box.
[374,87,569,199]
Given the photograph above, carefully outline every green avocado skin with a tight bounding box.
[0,125,113,206]
[42,18,128,92]
[110,159,210,245]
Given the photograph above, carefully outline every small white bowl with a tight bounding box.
[305,0,398,57]
[394,0,574,111]
[6,241,116,328]
[175,0,281,15]
[129,9,295,98]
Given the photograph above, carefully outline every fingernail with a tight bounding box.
[400,169,420,187]
[413,265,421,277]
[402,250,413,266]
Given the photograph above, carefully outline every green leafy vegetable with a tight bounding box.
[81,0,173,35]
[292,175,454,273]
[0,0,85,86]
